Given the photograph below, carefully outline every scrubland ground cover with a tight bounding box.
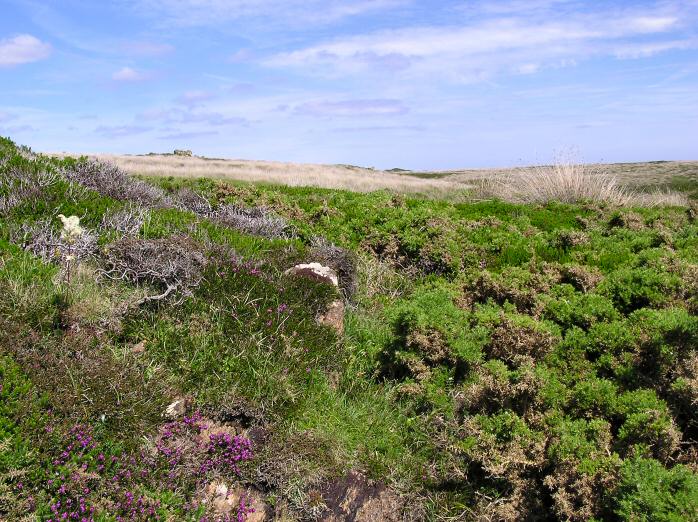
[2,136,698,521]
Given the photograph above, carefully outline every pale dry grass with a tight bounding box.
[480,160,631,205]
[429,160,698,187]
[49,151,694,205]
[473,159,691,207]
[630,189,691,207]
[55,153,463,194]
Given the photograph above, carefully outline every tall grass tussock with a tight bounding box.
[480,157,689,206]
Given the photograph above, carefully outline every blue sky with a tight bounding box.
[1,0,697,169]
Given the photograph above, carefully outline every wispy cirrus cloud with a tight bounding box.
[0,34,52,67]
[128,0,408,27]
[295,99,409,117]
[265,6,694,81]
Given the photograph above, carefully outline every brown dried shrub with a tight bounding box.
[461,419,546,479]
[487,318,557,363]
[683,264,698,314]
[607,211,645,230]
[556,264,603,292]
[0,166,59,216]
[466,271,551,315]
[458,357,541,416]
[175,187,213,215]
[406,328,453,367]
[470,478,547,522]
[552,230,589,249]
[543,464,619,522]
[100,235,206,303]
[457,416,547,521]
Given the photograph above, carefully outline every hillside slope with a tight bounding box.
[2,138,698,521]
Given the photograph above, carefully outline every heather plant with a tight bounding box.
[14,216,98,266]
[309,236,358,300]
[211,203,293,239]
[100,204,150,237]
[1,138,697,520]
[62,158,174,208]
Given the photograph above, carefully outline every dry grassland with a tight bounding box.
[51,152,696,203]
[56,153,464,194]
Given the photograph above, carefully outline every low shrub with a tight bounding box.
[610,457,698,521]
[101,235,206,303]
[598,267,682,313]
[100,204,150,237]
[62,158,173,208]
[615,390,680,463]
[543,289,619,330]
[211,204,292,239]
[309,236,358,300]
[485,313,560,364]
[381,285,485,381]
[13,217,99,264]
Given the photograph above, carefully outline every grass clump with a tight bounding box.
[482,159,631,205]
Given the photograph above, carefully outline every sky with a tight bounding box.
[1,0,697,170]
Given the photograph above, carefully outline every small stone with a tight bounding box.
[205,482,269,521]
[131,340,146,354]
[164,398,186,419]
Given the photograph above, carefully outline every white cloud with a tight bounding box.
[112,66,148,82]
[0,34,52,67]
[517,63,540,75]
[613,39,696,59]
[129,0,406,26]
[265,7,689,82]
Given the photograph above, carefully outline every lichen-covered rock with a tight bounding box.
[318,300,345,334]
[285,263,339,287]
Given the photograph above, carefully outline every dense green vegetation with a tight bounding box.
[1,137,697,520]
